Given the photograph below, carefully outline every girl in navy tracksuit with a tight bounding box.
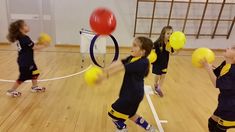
[97,37,157,132]
[152,26,174,97]
[6,20,49,97]
[201,45,235,132]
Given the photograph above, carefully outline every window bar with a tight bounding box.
[227,16,235,39]
[133,0,140,37]
[196,0,209,39]
[149,0,157,37]
[167,0,174,26]
[182,0,192,32]
[212,0,226,39]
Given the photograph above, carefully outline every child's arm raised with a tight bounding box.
[103,60,125,78]
[95,60,124,83]
[33,43,49,51]
[201,59,216,87]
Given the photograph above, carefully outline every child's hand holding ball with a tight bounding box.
[38,33,52,46]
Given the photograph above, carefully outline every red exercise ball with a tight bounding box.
[90,8,116,35]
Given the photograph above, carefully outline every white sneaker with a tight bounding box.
[31,86,46,93]
[6,90,22,97]
[147,126,158,132]
[115,128,128,132]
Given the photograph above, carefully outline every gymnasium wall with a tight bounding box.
[53,0,136,46]
[0,0,235,49]
[0,0,8,42]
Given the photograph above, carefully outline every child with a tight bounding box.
[201,45,235,132]
[6,20,49,97]
[152,26,174,97]
[96,37,157,132]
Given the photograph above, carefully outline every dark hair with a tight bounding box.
[136,36,153,58]
[136,36,154,77]
[154,25,173,47]
[7,20,25,43]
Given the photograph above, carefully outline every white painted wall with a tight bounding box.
[0,0,234,49]
[0,0,8,42]
[54,0,136,46]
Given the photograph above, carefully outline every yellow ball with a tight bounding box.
[169,31,186,50]
[38,33,52,44]
[192,48,215,68]
[84,66,103,86]
[148,50,157,63]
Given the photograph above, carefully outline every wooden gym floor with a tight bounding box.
[0,45,234,132]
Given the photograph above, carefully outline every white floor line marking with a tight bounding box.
[145,85,166,132]
[160,120,168,123]
[0,65,92,83]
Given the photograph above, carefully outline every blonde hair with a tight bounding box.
[154,26,173,47]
